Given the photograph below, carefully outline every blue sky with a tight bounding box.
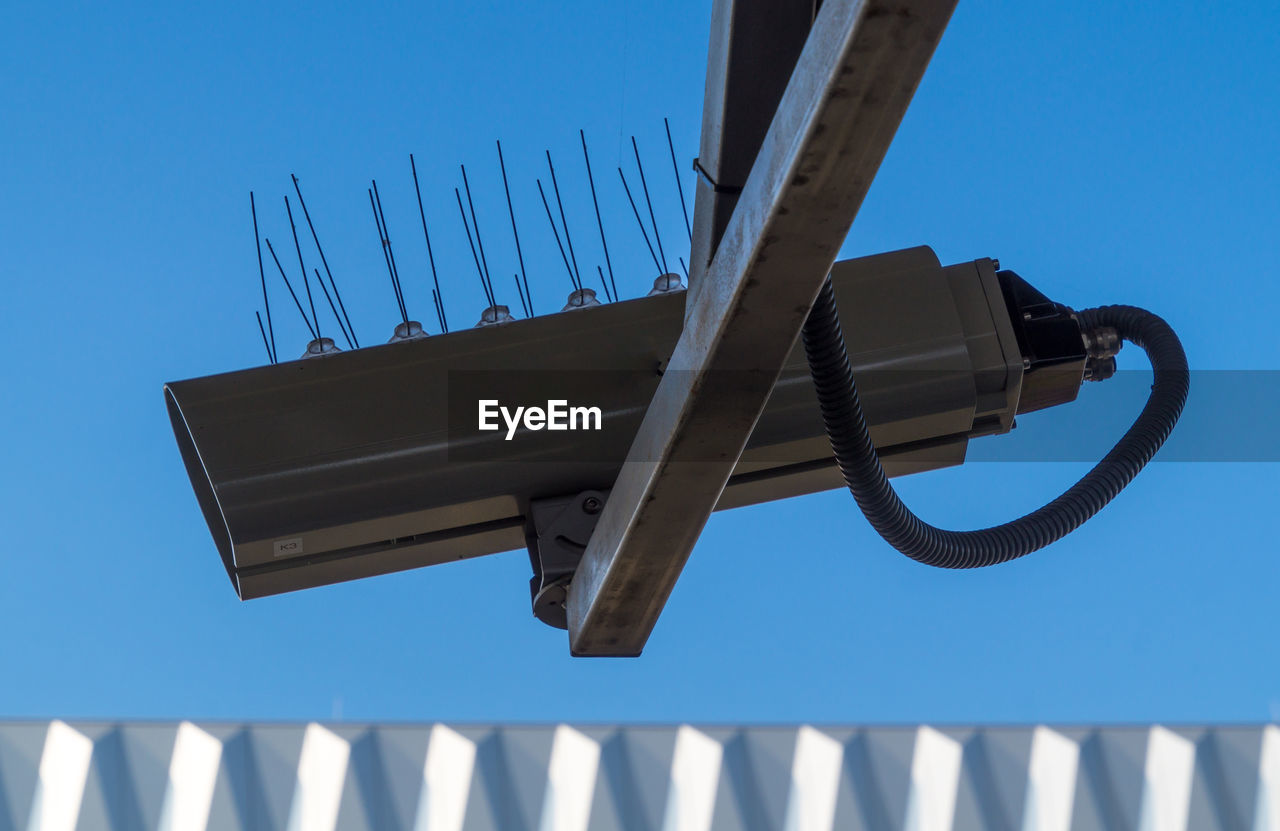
[1,0,1276,723]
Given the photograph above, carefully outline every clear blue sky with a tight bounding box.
[1,0,1276,724]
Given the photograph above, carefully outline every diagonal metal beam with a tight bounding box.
[687,0,817,295]
[566,0,959,656]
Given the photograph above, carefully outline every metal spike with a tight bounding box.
[255,311,275,364]
[664,118,692,241]
[631,136,669,275]
[410,154,448,334]
[264,237,317,340]
[369,187,408,325]
[498,141,534,316]
[456,188,495,308]
[250,193,276,363]
[284,195,320,341]
[581,130,620,303]
[292,175,357,346]
[372,180,409,323]
[537,179,581,292]
[315,268,353,349]
[597,265,613,303]
[619,168,662,276]
[546,150,583,292]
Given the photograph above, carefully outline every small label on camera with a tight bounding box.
[273,537,304,558]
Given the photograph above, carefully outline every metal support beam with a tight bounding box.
[566,0,959,656]
[688,0,817,301]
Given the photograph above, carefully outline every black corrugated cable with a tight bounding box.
[801,276,1189,568]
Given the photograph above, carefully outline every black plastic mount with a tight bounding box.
[525,490,608,629]
[997,269,1089,414]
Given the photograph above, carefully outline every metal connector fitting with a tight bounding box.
[1084,355,1117,382]
[1082,325,1122,360]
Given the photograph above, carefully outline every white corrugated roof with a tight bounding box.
[0,722,1275,830]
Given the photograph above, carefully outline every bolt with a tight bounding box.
[582,496,602,514]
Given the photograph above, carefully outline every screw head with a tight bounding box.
[582,496,602,514]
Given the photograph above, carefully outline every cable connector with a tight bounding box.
[1081,325,1121,382]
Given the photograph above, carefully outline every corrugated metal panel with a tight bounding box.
[0,722,1274,830]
